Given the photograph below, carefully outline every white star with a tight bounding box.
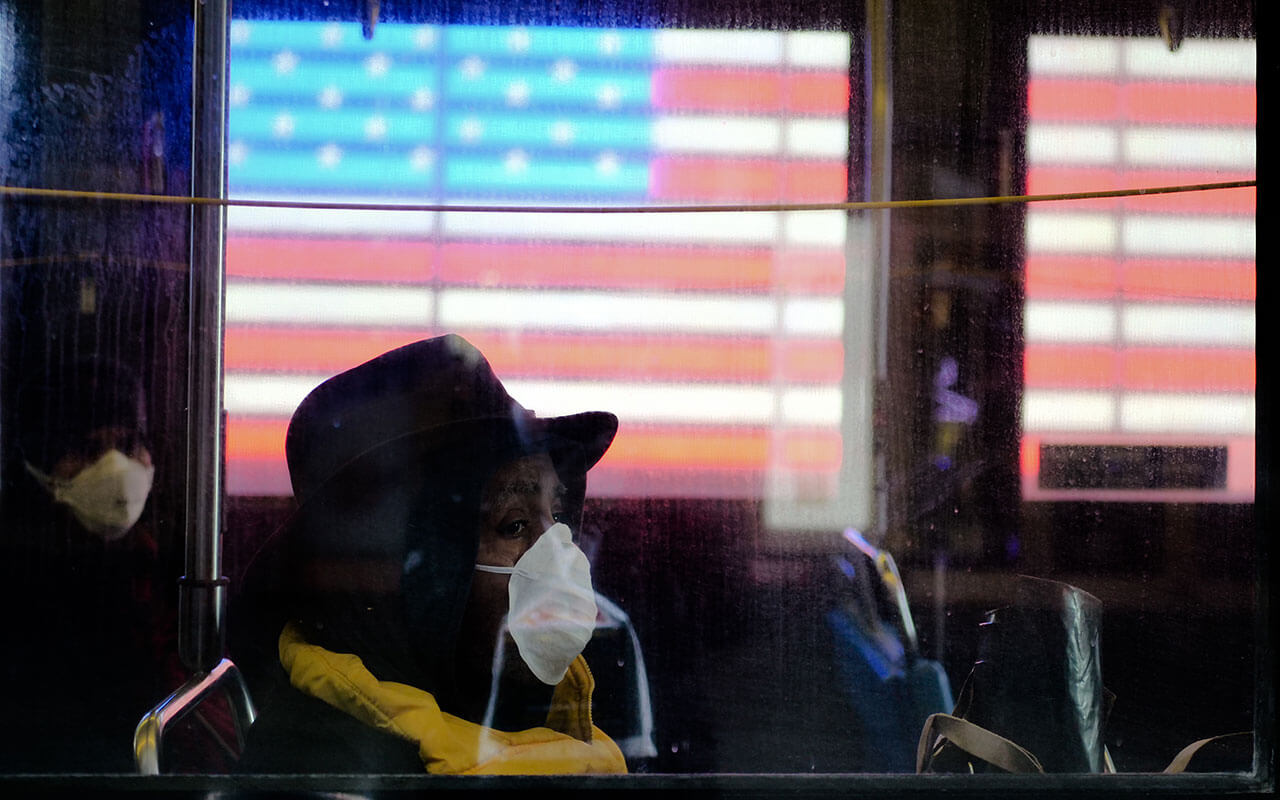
[596,84,622,110]
[460,56,485,80]
[414,26,438,50]
[365,53,392,77]
[409,146,435,171]
[320,23,343,48]
[504,149,529,173]
[272,50,299,75]
[228,141,249,167]
[229,20,251,46]
[459,117,484,143]
[551,59,577,83]
[364,115,389,141]
[599,32,622,56]
[271,113,295,139]
[317,144,343,169]
[596,151,620,176]
[505,80,531,107]
[550,120,575,146]
[507,28,532,53]
[229,84,251,107]
[317,85,343,109]
[411,87,435,111]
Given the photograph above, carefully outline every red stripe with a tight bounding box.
[1120,259,1255,302]
[1026,255,1256,301]
[650,158,848,203]
[652,68,849,114]
[1026,255,1120,300]
[1020,437,1041,479]
[227,236,435,282]
[1121,83,1256,126]
[229,238,847,293]
[776,249,846,294]
[1029,78,1255,125]
[1027,79,1120,121]
[225,328,844,383]
[1120,348,1255,392]
[1026,166,1121,201]
[224,458,777,499]
[436,242,774,290]
[1027,167,1255,214]
[226,419,840,475]
[1025,345,1255,391]
[1025,345,1117,388]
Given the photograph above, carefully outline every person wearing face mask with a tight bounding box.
[0,357,176,772]
[233,334,627,774]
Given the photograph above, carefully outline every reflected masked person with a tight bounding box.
[0,357,173,772]
[235,334,626,774]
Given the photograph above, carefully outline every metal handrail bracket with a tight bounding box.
[133,657,257,775]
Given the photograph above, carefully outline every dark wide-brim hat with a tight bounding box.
[287,333,617,518]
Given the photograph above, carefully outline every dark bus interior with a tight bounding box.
[0,0,1264,793]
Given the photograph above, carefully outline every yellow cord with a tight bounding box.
[0,179,1256,214]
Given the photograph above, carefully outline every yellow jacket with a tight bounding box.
[278,623,628,775]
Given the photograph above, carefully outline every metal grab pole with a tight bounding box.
[180,0,230,675]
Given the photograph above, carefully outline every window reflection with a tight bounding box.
[1022,34,1256,503]
[0,0,1261,787]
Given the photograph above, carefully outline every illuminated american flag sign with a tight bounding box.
[1022,35,1255,501]
[223,19,870,524]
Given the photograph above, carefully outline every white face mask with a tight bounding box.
[475,522,598,685]
[27,450,155,541]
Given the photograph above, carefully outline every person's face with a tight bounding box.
[475,452,569,569]
[51,425,152,480]
[456,452,570,698]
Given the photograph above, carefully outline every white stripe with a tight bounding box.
[438,290,840,337]
[224,374,841,427]
[439,209,780,244]
[227,194,439,237]
[1124,38,1257,82]
[785,118,848,158]
[1025,300,1117,343]
[226,282,434,326]
[780,386,842,426]
[1123,127,1256,170]
[1122,303,1255,347]
[653,29,783,65]
[653,116,781,155]
[1026,210,1118,254]
[1120,392,1255,435]
[1023,390,1116,431]
[1026,124,1120,165]
[784,31,851,69]
[782,296,843,336]
[225,374,328,416]
[783,210,847,248]
[511,380,772,425]
[1027,36,1120,77]
[437,287,777,334]
[1122,215,1255,258]
[510,379,839,427]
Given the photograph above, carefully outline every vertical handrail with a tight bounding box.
[865,0,894,549]
[180,0,230,675]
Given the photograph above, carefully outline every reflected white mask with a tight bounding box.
[27,450,155,541]
[475,522,598,685]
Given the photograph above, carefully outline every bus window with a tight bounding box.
[0,0,1261,791]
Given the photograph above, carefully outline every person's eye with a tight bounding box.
[498,519,528,538]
